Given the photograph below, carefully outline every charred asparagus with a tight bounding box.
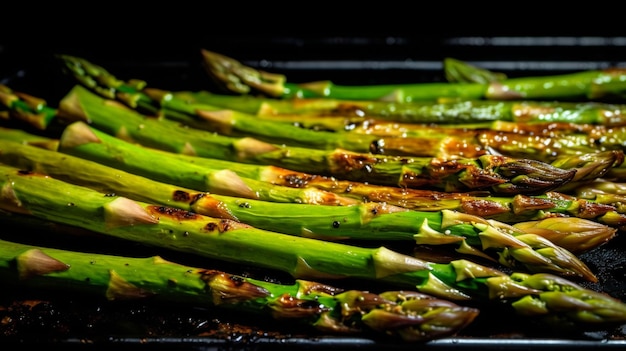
[1,163,625,326]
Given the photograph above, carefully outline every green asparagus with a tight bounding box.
[58,54,433,156]
[0,137,612,275]
[1,163,625,326]
[56,85,581,195]
[0,237,482,342]
[5,82,625,168]
[50,122,626,234]
[200,49,626,102]
[172,90,626,126]
[4,91,625,232]
[57,54,626,160]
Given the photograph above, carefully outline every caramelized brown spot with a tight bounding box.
[332,103,367,117]
[440,136,487,158]
[460,198,511,217]
[172,190,192,202]
[282,173,314,188]
[203,219,248,233]
[331,151,379,173]
[148,205,199,220]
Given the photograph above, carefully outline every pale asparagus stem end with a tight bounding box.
[17,249,70,280]
[208,169,258,199]
[233,137,280,160]
[57,91,90,123]
[195,109,235,135]
[60,121,102,149]
[103,197,159,229]
[107,270,156,300]
[0,181,30,215]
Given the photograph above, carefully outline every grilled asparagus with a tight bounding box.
[1,163,625,326]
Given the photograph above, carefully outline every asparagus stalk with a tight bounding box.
[1,137,613,274]
[0,237,481,342]
[56,85,579,195]
[188,112,620,163]
[200,49,626,102]
[173,90,626,126]
[1,163,625,326]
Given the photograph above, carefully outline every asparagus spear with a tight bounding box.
[189,111,620,163]
[0,237,481,342]
[173,90,626,126]
[56,85,579,195]
[1,136,614,273]
[200,49,626,102]
[2,163,625,326]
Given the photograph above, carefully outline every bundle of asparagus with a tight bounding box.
[0,135,611,280]
[1,163,625,328]
[2,50,626,344]
[4,84,625,231]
